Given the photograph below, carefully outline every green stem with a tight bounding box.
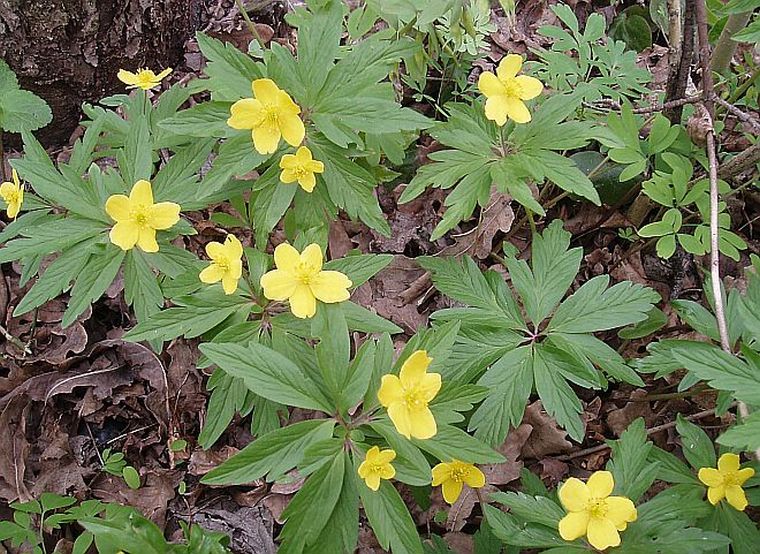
[235,0,264,48]
[0,129,5,182]
[726,65,760,105]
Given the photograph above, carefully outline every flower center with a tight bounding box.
[4,189,20,204]
[403,387,426,411]
[723,473,739,486]
[588,499,609,519]
[215,256,230,273]
[263,106,280,126]
[131,207,150,228]
[501,77,522,98]
[450,467,469,483]
[371,463,385,474]
[294,262,317,285]
[293,165,309,178]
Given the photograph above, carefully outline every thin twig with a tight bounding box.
[0,322,31,355]
[556,403,736,462]
[712,94,760,134]
[234,0,264,48]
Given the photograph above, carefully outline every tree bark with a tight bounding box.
[0,0,199,145]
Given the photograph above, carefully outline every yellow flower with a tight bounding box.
[377,350,440,440]
[0,168,23,219]
[358,446,397,491]
[259,243,352,319]
[199,235,244,295]
[432,460,485,504]
[105,180,181,253]
[117,67,172,91]
[477,54,544,125]
[558,471,637,551]
[227,79,305,155]
[698,453,755,511]
[279,146,325,193]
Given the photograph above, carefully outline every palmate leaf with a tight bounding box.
[359,476,424,554]
[196,32,263,101]
[0,89,52,132]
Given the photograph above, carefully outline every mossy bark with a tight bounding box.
[0,0,199,145]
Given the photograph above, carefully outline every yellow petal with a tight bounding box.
[228,98,265,130]
[387,402,413,439]
[558,511,589,541]
[273,243,301,272]
[206,241,226,260]
[136,228,159,253]
[130,179,154,206]
[587,471,614,499]
[477,71,505,98]
[280,169,298,184]
[707,484,725,505]
[718,453,740,473]
[559,478,590,512]
[222,274,239,295]
[736,467,755,485]
[230,259,243,280]
[365,446,381,461]
[300,243,323,270]
[252,78,282,104]
[309,271,351,303]
[484,96,509,126]
[399,350,432,387]
[0,181,14,200]
[298,172,317,192]
[279,153,298,170]
[148,202,181,229]
[464,465,485,489]
[419,372,442,403]
[497,54,523,80]
[12,168,19,187]
[604,496,637,529]
[252,124,281,155]
[377,449,396,464]
[260,269,298,301]
[280,113,305,148]
[289,284,317,318]
[379,464,396,480]
[442,478,464,504]
[294,146,313,163]
[6,201,20,219]
[432,463,451,486]
[117,69,139,86]
[358,460,371,479]
[155,67,173,81]
[503,97,532,124]
[365,473,381,491]
[725,485,748,511]
[698,467,723,487]
[109,222,139,251]
[275,89,301,114]
[586,518,620,551]
[408,406,437,439]
[224,234,243,258]
[200,264,224,284]
[307,160,325,174]
[105,194,130,222]
[377,375,403,408]
[515,75,544,100]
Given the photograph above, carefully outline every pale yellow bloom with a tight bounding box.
[0,169,23,219]
[279,146,324,193]
[477,54,543,125]
[259,243,351,318]
[698,453,755,511]
[105,180,180,253]
[558,471,637,551]
[227,79,305,155]
[199,235,244,295]
[377,350,440,440]
[431,460,485,504]
[358,446,396,491]
[117,67,172,91]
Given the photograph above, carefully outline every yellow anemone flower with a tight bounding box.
[477,54,544,125]
[199,235,244,295]
[117,67,172,91]
[431,460,485,504]
[358,446,397,491]
[377,350,440,440]
[558,470,638,551]
[259,243,352,319]
[0,168,24,219]
[698,453,755,511]
[279,146,325,193]
[227,79,305,155]
[105,180,181,253]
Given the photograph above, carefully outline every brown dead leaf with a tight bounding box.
[606,388,656,437]
[481,423,532,485]
[92,469,182,527]
[262,493,291,524]
[452,189,515,259]
[521,401,573,459]
[0,395,31,501]
[188,445,239,476]
[444,531,474,554]
[446,484,498,532]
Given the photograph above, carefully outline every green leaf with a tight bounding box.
[197,370,250,449]
[733,17,760,42]
[123,250,164,324]
[359,478,424,554]
[533,346,584,441]
[200,342,334,413]
[675,414,717,469]
[490,491,565,528]
[370,420,431,486]
[610,11,653,51]
[158,102,233,138]
[196,32,262,101]
[279,451,346,554]
[63,246,125,328]
[122,466,140,489]
[547,275,659,333]
[606,418,658,501]
[648,445,700,484]
[414,423,504,464]
[311,302,351,410]
[123,289,251,343]
[323,254,393,287]
[200,133,271,194]
[0,89,52,132]
[483,504,568,549]
[717,411,760,451]
[202,419,335,485]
